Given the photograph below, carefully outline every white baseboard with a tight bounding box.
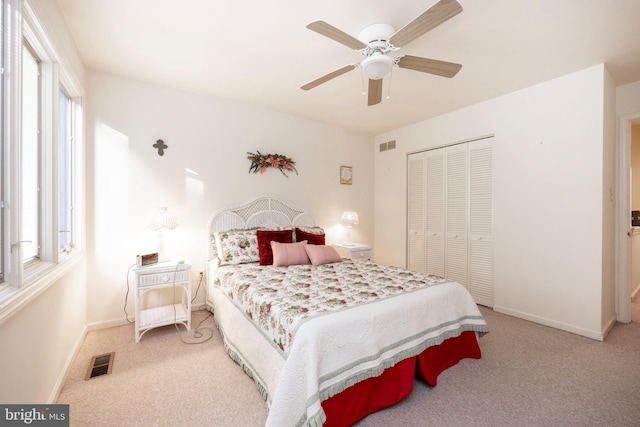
[87,307,211,333]
[601,314,617,339]
[493,305,605,341]
[48,324,88,404]
[87,317,132,331]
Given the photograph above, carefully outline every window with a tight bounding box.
[0,0,83,316]
[21,43,40,263]
[59,88,73,253]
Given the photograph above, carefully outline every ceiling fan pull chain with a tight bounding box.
[360,66,366,96]
[386,69,393,101]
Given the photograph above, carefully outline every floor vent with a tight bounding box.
[85,352,115,380]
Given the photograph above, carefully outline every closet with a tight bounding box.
[407,137,493,307]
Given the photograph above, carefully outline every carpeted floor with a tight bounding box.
[57,311,268,427]
[57,303,640,427]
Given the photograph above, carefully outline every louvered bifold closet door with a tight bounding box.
[468,138,494,307]
[425,149,445,277]
[445,144,468,287]
[407,153,426,273]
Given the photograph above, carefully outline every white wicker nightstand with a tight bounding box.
[133,260,191,342]
[333,243,372,261]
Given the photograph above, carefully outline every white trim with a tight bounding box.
[494,305,606,341]
[22,1,53,61]
[40,61,58,262]
[616,113,640,324]
[23,0,84,97]
[406,133,495,156]
[3,0,23,287]
[86,317,132,331]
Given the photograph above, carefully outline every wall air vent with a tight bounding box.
[380,140,396,152]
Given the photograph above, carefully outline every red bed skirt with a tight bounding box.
[321,331,481,427]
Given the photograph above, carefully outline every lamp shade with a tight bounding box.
[341,211,360,228]
[148,207,178,231]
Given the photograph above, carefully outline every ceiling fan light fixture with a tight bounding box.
[361,53,394,80]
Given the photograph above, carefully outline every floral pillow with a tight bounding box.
[295,227,325,245]
[214,229,260,265]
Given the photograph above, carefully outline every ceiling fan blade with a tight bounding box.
[301,65,357,91]
[390,0,463,47]
[397,55,462,78]
[368,79,383,106]
[306,21,367,50]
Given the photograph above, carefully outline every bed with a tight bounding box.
[205,196,489,426]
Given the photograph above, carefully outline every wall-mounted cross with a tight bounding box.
[153,139,168,156]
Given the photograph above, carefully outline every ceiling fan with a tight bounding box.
[301,0,463,106]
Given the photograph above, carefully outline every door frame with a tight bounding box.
[616,113,640,323]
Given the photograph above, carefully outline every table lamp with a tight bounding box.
[148,207,178,262]
[340,211,359,246]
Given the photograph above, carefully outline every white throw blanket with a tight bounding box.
[264,280,488,426]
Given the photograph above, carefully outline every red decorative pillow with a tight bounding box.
[256,229,294,265]
[295,227,325,245]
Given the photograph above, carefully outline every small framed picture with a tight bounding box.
[340,166,353,185]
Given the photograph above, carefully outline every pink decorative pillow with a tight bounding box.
[305,244,342,266]
[271,241,310,267]
[256,229,293,265]
[295,227,325,245]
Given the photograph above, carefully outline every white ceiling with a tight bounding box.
[56,0,640,135]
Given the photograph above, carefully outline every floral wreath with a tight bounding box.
[247,151,298,177]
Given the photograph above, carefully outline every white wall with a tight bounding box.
[373,64,615,340]
[85,71,374,326]
[0,265,86,403]
[617,80,640,117]
[0,0,87,404]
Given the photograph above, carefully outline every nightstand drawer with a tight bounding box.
[333,243,372,261]
[350,250,371,260]
[138,269,190,287]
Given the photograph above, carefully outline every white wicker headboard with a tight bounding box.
[205,195,317,262]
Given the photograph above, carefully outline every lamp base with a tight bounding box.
[157,231,171,264]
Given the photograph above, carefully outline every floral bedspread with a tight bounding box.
[215,259,451,358]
